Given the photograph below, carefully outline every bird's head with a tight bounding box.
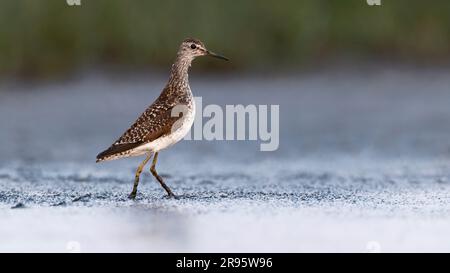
[177,38,229,62]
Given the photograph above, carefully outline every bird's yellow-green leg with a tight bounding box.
[128,153,152,199]
[150,152,176,198]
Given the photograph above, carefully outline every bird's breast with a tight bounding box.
[139,98,195,153]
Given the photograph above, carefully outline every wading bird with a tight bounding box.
[96,38,228,199]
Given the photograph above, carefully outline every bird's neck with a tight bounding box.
[168,55,193,88]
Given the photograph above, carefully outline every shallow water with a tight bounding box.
[1,66,450,252]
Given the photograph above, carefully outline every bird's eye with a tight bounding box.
[190,44,197,49]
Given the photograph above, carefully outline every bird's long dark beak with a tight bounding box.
[207,50,229,61]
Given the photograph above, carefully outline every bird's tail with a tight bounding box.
[96,143,141,163]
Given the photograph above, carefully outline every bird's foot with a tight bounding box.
[128,192,137,200]
[165,192,179,200]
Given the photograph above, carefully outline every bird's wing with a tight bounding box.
[96,95,183,161]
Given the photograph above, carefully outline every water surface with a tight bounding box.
[1,66,450,252]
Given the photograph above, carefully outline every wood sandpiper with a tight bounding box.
[96,38,228,199]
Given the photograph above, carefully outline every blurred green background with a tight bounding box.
[0,0,449,78]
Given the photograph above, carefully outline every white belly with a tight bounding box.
[133,101,195,155]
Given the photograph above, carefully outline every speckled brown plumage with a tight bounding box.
[96,38,228,163]
[96,90,189,162]
[96,38,199,162]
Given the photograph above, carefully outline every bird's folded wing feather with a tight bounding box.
[96,97,182,160]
